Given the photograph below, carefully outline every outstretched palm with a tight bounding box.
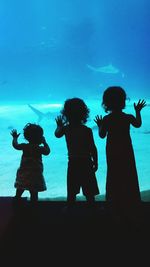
[55,115,65,127]
[134,99,146,112]
[94,115,103,127]
[10,129,20,138]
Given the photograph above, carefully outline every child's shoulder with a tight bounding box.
[82,124,91,130]
[105,112,132,118]
[103,113,111,120]
[122,112,134,119]
[82,125,93,134]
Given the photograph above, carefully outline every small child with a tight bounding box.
[11,123,50,203]
[94,86,146,221]
[55,97,100,210]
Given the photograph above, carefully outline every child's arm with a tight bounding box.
[90,130,98,172]
[92,145,98,172]
[130,99,146,128]
[10,129,22,150]
[54,115,65,138]
[94,115,107,138]
[40,137,51,155]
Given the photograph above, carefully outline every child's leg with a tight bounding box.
[85,195,96,207]
[30,191,38,203]
[67,193,76,207]
[15,189,24,199]
[61,193,76,213]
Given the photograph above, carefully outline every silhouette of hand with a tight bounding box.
[55,115,65,127]
[10,129,20,138]
[94,115,103,127]
[134,99,146,112]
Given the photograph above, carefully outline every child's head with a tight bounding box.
[23,123,44,144]
[61,97,90,124]
[102,86,127,112]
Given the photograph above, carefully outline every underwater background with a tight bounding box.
[0,0,149,199]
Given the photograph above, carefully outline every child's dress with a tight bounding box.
[103,112,141,212]
[14,143,47,192]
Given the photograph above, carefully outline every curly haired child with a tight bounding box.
[11,123,50,203]
[55,97,100,211]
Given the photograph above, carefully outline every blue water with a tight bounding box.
[0,1,150,198]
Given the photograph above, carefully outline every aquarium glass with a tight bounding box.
[0,0,150,200]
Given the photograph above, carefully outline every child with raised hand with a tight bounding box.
[11,123,50,204]
[55,97,100,211]
[94,86,146,221]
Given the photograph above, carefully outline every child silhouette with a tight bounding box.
[55,98,100,211]
[94,86,146,221]
[11,123,50,203]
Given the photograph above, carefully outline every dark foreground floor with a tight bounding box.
[0,197,150,265]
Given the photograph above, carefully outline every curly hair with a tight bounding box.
[102,86,127,112]
[23,123,43,144]
[61,98,90,124]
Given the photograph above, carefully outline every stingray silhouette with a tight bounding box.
[86,63,125,78]
[28,104,52,123]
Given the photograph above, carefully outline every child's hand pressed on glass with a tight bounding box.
[134,99,146,112]
[94,115,103,127]
[10,129,20,138]
[55,115,65,127]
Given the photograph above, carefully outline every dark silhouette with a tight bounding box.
[55,98,100,211]
[94,86,146,222]
[10,123,50,203]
